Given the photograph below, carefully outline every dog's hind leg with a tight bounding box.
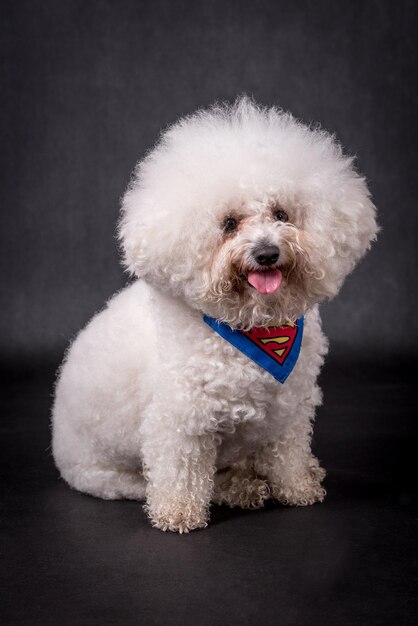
[59,464,147,501]
[213,457,270,509]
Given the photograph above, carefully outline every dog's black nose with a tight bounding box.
[254,244,280,266]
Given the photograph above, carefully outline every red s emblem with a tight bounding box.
[241,322,299,365]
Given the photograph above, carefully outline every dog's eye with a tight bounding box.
[274,209,288,222]
[222,217,238,234]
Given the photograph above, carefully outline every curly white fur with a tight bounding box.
[52,98,377,532]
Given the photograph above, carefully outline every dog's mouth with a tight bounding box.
[245,269,283,295]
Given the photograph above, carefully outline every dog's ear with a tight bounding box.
[119,185,155,277]
[118,164,196,285]
[314,169,379,298]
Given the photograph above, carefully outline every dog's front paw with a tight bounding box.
[146,500,209,533]
[271,461,326,506]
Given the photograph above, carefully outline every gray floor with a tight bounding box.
[1,357,417,625]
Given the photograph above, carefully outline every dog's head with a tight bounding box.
[119,98,377,328]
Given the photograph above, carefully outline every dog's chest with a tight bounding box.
[181,328,280,433]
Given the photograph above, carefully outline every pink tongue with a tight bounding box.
[247,269,282,294]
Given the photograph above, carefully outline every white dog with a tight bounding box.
[52,98,377,532]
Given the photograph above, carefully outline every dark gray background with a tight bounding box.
[1,0,417,364]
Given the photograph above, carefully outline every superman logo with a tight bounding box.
[241,322,299,365]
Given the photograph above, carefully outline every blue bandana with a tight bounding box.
[203,315,304,383]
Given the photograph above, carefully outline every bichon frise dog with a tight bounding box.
[52,98,377,532]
